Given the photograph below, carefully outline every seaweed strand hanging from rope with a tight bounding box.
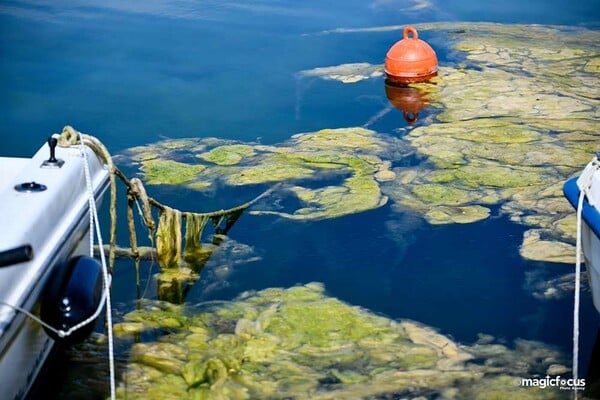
[156,206,183,269]
[184,212,210,266]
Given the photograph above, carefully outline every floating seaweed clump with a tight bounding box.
[122,127,408,221]
[141,159,206,186]
[198,144,255,166]
[111,282,568,399]
[297,62,384,83]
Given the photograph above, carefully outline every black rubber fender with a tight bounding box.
[41,256,104,344]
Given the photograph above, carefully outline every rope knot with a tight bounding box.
[58,125,81,147]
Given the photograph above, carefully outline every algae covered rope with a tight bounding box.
[58,125,276,271]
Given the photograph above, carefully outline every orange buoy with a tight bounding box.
[384,80,429,124]
[385,26,438,84]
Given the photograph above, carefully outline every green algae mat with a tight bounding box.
[109,282,567,399]
[121,23,599,266]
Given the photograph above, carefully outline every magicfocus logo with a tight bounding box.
[520,375,586,391]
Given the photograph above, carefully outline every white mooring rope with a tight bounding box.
[78,131,116,400]
[573,188,584,400]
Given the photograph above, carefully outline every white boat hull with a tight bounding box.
[0,139,109,400]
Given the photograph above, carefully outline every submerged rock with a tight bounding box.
[525,269,587,301]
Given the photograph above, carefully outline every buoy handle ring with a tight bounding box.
[404,111,419,124]
[403,26,418,40]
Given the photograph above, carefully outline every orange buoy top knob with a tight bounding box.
[385,26,438,83]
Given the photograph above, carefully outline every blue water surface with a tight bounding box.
[1,0,600,398]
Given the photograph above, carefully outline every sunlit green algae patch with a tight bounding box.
[142,159,206,186]
[113,283,568,399]
[198,144,255,166]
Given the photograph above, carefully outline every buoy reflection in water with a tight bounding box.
[384,80,430,124]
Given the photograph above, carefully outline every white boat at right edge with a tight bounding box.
[564,152,600,313]
[563,151,600,398]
